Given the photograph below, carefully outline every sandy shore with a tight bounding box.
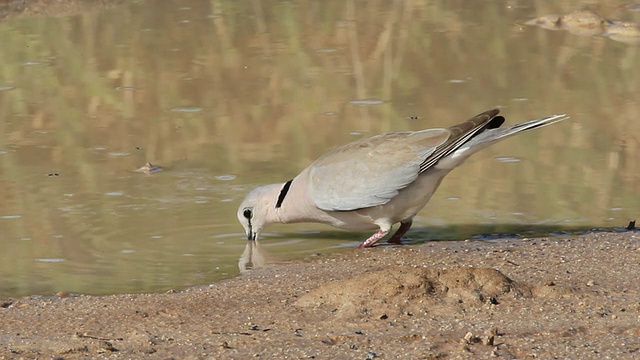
[1,232,639,359]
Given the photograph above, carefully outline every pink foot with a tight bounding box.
[357,229,389,248]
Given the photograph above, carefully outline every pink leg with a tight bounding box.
[357,229,389,248]
[387,219,413,244]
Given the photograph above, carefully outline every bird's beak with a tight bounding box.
[247,226,256,241]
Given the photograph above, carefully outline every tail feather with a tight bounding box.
[435,113,569,170]
[470,114,568,146]
[419,109,501,173]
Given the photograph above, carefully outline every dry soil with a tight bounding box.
[1,232,639,359]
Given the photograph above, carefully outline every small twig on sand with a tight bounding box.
[505,259,520,266]
[212,331,252,336]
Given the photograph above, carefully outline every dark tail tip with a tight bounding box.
[486,116,505,129]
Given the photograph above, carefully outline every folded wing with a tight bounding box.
[309,109,502,211]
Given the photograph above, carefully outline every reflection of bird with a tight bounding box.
[237,109,568,248]
[238,240,269,274]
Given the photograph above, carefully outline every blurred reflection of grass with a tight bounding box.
[0,0,638,296]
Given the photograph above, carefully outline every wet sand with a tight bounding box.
[1,232,639,359]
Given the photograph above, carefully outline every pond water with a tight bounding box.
[0,0,638,297]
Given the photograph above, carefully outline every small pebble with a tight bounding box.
[483,334,495,346]
[141,347,156,354]
[463,332,475,343]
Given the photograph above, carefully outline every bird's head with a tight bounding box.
[237,184,282,241]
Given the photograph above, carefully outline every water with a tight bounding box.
[0,0,638,297]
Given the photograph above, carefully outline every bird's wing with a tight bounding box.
[308,109,501,211]
[308,129,448,211]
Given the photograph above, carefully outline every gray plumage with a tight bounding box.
[237,109,568,248]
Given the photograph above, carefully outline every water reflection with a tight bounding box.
[525,9,640,44]
[238,240,270,274]
[0,0,638,297]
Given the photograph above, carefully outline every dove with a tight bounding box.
[237,109,568,248]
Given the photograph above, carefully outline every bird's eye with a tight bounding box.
[243,208,252,219]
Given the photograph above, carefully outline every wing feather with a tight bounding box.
[309,129,449,211]
[309,109,502,212]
